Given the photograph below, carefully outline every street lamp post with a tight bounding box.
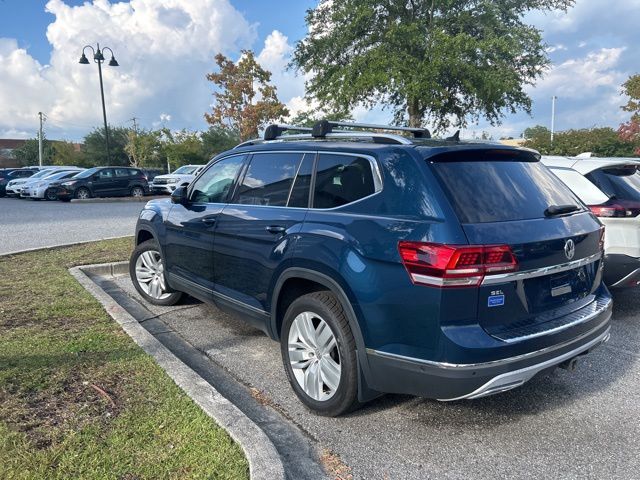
[79,43,119,163]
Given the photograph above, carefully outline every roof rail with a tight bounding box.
[312,120,431,139]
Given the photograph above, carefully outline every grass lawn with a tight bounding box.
[0,238,248,480]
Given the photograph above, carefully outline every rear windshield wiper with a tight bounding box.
[544,204,579,217]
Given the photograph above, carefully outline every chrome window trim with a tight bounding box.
[481,252,602,286]
[365,306,611,371]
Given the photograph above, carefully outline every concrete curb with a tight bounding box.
[0,236,132,258]
[70,195,166,203]
[69,263,285,480]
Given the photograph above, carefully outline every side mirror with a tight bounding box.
[171,186,188,205]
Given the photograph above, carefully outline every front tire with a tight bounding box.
[75,187,91,200]
[131,186,145,198]
[281,291,360,416]
[45,189,58,201]
[129,240,182,306]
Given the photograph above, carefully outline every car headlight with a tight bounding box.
[61,181,76,187]
[167,178,179,183]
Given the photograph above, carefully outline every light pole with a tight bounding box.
[79,43,119,163]
[550,95,557,143]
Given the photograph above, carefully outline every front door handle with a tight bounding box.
[201,216,217,226]
[265,225,286,234]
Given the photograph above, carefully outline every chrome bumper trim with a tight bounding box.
[481,252,602,286]
[366,310,611,371]
[439,326,611,401]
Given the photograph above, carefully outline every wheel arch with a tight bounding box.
[270,267,378,401]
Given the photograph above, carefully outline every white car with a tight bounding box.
[6,166,80,197]
[20,169,85,200]
[149,164,205,194]
[542,156,640,288]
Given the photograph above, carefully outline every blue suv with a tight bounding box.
[130,121,612,416]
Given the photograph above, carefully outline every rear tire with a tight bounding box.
[131,186,145,198]
[130,240,182,306]
[281,291,360,416]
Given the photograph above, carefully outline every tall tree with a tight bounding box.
[125,129,163,168]
[618,74,640,155]
[201,127,240,158]
[205,50,289,141]
[52,141,85,166]
[83,126,131,166]
[13,138,54,166]
[524,126,636,157]
[291,0,574,131]
[160,129,206,171]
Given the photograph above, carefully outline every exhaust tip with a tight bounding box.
[559,356,579,371]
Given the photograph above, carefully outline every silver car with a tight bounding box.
[21,169,85,200]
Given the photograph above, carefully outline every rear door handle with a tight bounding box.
[265,225,286,234]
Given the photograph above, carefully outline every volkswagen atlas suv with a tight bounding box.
[129,121,612,416]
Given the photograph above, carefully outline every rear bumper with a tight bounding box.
[365,301,612,400]
[604,253,640,288]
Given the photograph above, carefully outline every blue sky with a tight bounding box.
[0,0,637,141]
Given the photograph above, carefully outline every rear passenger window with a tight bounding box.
[235,153,302,206]
[313,154,376,208]
[115,168,131,177]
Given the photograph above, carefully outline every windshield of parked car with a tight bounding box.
[43,170,81,181]
[27,169,57,179]
[586,166,640,202]
[73,167,100,179]
[429,152,584,223]
[173,166,198,175]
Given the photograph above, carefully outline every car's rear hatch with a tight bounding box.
[426,148,606,343]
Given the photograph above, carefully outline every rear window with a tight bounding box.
[549,167,609,206]
[586,166,640,202]
[430,156,583,223]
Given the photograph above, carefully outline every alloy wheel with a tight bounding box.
[76,188,89,200]
[132,187,144,197]
[134,250,171,300]
[288,311,341,401]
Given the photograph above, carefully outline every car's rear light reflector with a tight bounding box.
[589,201,640,218]
[398,242,518,288]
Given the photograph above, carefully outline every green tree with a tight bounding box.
[618,74,640,155]
[291,0,574,131]
[52,140,85,166]
[524,125,551,140]
[160,129,206,172]
[205,50,289,141]
[13,137,54,166]
[125,129,163,168]
[201,127,240,158]
[83,126,131,166]
[524,127,636,157]
[288,107,353,127]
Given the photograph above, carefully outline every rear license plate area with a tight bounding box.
[550,272,572,297]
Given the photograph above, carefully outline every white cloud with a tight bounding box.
[0,0,256,139]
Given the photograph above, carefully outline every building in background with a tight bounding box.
[0,139,27,168]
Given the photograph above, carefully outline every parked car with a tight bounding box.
[20,169,86,200]
[542,156,640,288]
[142,168,166,182]
[149,164,205,194]
[130,121,611,416]
[2,167,45,196]
[55,166,149,201]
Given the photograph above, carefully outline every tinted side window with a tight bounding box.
[586,168,640,202]
[97,168,114,179]
[288,154,313,208]
[191,155,245,203]
[235,153,302,206]
[115,168,131,177]
[313,154,376,208]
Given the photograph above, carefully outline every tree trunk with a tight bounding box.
[407,98,423,128]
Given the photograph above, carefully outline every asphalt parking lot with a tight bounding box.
[0,196,147,255]
[108,273,640,479]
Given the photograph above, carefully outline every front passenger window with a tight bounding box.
[190,156,245,203]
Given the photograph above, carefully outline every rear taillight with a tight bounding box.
[589,201,640,218]
[398,242,518,288]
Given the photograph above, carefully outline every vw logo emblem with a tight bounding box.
[564,239,575,260]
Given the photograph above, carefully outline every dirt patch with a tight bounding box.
[0,374,125,449]
[320,448,353,480]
